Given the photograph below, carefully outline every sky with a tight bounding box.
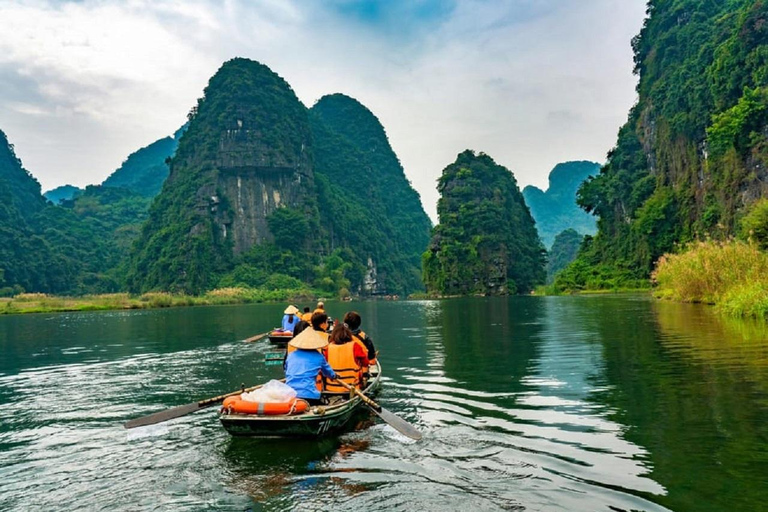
[0,0,648,221]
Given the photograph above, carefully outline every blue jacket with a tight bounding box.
[282,314,298,332]
[285,349,336,400]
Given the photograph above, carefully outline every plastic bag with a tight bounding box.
[241,379,297,403]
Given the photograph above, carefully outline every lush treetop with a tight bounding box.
[423,150,546,295]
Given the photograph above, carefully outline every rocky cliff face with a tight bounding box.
[573,0,768,278]
[127,58,318,293]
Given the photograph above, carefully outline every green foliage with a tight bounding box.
[707,86,768,158]
[127,58,312,294]
[739,198,768,249]
[310,93,432,295]
[423,150,546,295]
[522,161,600,248]
[101,132,181,197]
[3,62,432,299]
[653,240,768,318]
[267,207,309,249]
[570,0,768,290]
[546,229,583,283]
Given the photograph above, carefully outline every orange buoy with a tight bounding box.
[222,396,309,416]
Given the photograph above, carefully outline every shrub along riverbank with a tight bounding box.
[653,240,768,319]
[0,287,318,315]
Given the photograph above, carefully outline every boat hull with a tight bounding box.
[219,363,381,438]
[267,330,292,345]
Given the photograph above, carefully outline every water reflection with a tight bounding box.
[0,298,766,511]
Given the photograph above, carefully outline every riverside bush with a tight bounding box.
[652,240,768,318]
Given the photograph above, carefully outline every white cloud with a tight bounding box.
[0,0,646,221]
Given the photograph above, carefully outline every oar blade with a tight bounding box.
[244,332,269,343]
[124,402,202,429]
[374,407,422,440]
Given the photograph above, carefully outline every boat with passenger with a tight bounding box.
[267,329,293,345]
[218,360,381,437]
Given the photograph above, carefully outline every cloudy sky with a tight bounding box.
[0,0,647,220]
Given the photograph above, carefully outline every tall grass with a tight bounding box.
[652,240,768,318]
[0,285,320,315]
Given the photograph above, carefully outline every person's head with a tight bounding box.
[289,328,329,351]
[303,307,310,313]
[330,322,353,345]
[316,301,325,310]
[311,312,328,331]
[293,320,309,336]
[343,311,362,330]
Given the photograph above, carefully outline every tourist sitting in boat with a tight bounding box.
[324,322,369,394]
[292,320,309,337]
[344,311,377,365]
[281,305,300,332]
[313,301,325,315]
[284,328,337,406]
[287,313,329,357]
[301,307,312,322]
[311,312,330,338]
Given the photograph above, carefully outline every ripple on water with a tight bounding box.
[4,299,762,511]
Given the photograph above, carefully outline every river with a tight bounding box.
[0,295,766,511]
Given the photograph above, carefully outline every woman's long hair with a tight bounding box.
[329,322,353,345]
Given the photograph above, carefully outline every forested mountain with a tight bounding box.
[565,0,768,287]
[44,185,83,205]
[127,58,430,295]
[522,161,599,248]
[0,130,148,294]
[101,124,186,197]
[310,94,432,293]
[546,229,583,283]
[0,128,62,293]
[422,150,546,295]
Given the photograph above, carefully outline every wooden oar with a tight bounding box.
[334,379,422,441]
[124,384,259,429]
[244,331,270,343]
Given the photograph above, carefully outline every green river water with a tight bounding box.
[0,295,767,511]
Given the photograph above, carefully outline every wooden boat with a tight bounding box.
[267,329,293,345]
[219,361,382,437]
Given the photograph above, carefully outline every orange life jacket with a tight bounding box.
[324,342,362,393]
[301,312,312,322]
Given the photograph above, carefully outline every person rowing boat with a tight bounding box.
[284,328,337,406]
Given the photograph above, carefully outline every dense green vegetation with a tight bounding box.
[422,150,546,295]
[310,94,432,294]
[0,130,151,295]
[546,228,583,283]
[127,58,315,294]
[127,59,430,296]
[562,0,768,290]
[522,161,599,248]
[1,60,431,301]
[653,240,768,318]
[101,127,184,197]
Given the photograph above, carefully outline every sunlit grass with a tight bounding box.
[652,240,768,319]
[0,286,319,315]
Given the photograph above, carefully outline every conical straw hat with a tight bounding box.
[289,328,329,350]
[284,305,299,315]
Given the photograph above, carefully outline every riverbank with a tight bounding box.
[652,240,768,320]
[0,287,318,315]
[533,285,651,296]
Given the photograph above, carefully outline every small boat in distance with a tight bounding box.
[219,361,382,437]
[267,329,293,345]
